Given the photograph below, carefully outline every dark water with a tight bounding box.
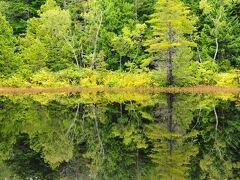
[0,92,239,180]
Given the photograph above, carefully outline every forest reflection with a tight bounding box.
[0,92,239,179]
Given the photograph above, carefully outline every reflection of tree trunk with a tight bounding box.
[167,93,174,134]
[120,103,123,117]
[213,106,219,131]
[136,149,140,180]
[66,102,80,136]
[136,107,140,180]
[167,93,174,180]
[192,109,201,130]
[213,106,222,157]
[93,104,105,156]
[167,93,174,156]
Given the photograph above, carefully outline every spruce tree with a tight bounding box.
[145,0,196,85]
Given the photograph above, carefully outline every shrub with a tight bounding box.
[193,61,218,85]
[80,75,99,87]
[56,67,81,85]
[1,74,31,87]
[102,71,153,87]
[30,69,66,87]
[216,71,239,87]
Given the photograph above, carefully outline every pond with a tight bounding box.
[0,92,239,179]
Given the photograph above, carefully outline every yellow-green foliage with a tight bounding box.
[78,69,154,88]
[0,74,31,88]
[192,61,218,85]
[0,66,239,88]
[216,71,239,87]
[80,75,98,87]
[0,68,154,88]
[148,70,167,86]
[55,67,81,85]
[30,69,66,87]
[79,68,99,87]
[101,71,153,88]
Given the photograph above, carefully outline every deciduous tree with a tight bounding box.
[0,13,17,77]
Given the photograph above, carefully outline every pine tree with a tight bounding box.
[145,0,196,85]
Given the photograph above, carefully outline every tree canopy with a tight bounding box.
[0,0,239,87]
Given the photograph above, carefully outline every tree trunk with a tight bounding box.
[135,0,138,20]
[210,12,222,61]
[167,24,174,85]
[62,35,80,68]
[92,11,103,69]
[63,0,67,9]
[119,55,122,70]
[167,47,174,85]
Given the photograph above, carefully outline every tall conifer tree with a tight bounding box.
[145,0,196,85]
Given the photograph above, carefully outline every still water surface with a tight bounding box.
[0,92,239,179]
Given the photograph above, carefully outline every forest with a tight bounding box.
[0,1,240,179]
[0,0,239,88]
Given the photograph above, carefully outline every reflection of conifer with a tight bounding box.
[145,94,198,179]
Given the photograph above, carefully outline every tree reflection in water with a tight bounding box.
[0,92,239,179]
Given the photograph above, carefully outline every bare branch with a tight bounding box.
[210,12,222,61]
[92,11,103,69]
[62,35,80,67]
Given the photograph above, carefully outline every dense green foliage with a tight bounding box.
[0,14,17,77]
[0,0,239,87]
[0,92,239,179]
